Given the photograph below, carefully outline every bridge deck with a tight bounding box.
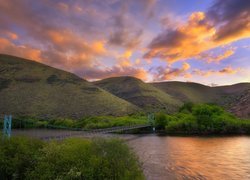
[38,124,151,140]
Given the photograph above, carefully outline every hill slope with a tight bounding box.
[94,77,182,113]
[0,54,139,118]
[152,81,250,118]
[151,81,216,103]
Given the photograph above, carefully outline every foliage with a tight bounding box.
[0,136,44,180]
[157,103,250,134]
[1,115,148,130]
[155,112,168,129]
[0,136,144,180]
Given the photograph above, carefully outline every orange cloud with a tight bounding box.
[92,41,106,54]
[192,66,240,77]
[0,37,41,61]
[144,12,217,63]
[6,31,18,40]
[197,48,235,63]
[145,0,250,63]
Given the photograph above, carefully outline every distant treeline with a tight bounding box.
[0,115,148,130]
[0,136,144,180]
[155,103,250,135]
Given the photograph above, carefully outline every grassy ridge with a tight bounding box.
[0,136,144,179]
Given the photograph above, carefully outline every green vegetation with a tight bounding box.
[0,115,148,130]
[0,136,144,180]
[155,103,250,135]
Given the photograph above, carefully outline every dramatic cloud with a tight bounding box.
[144,0,250,63]
[207,0,250,43]
[144,12,216,62]
[0,0,249,85]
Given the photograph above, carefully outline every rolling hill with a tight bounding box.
[0,54,139,119]
[151,81,216,103]
[152,81,250,118]
[0,54,249,119]
[94,76,182,113]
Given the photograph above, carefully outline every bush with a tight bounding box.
[0,136,44,179]
[0,136,144,180]
[155,112,168,129]
[161,104,250,134]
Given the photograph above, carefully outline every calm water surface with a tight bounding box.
[129,135,250,180]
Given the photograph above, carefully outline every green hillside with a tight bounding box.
[94,77,182,113]
[152,81,250,118]
[0,54,139,118]
[151,81,216,103]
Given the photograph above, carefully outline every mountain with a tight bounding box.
[0,54,139,119]
[152,81,250,118]
[94,76,182,113]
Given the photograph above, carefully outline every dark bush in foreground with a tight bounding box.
[0,136,44,180]
[0,136,144,180]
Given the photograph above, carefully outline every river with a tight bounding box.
[129,135,250,180]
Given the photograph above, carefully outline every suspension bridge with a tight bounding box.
[2,114,155,140]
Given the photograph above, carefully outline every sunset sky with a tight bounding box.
[0,0,249,85]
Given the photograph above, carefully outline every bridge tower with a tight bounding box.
[3,115,12,138]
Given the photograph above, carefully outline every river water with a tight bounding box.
[129,135,250,180]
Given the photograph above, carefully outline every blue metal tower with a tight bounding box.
[3,115,12,138]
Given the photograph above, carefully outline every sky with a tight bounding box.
[0,0,249,85]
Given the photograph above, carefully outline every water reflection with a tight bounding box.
[129,135,250,180]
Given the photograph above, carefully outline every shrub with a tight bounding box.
[155,112,168,129]
[0,136,144,180]
[0,136,44,179]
